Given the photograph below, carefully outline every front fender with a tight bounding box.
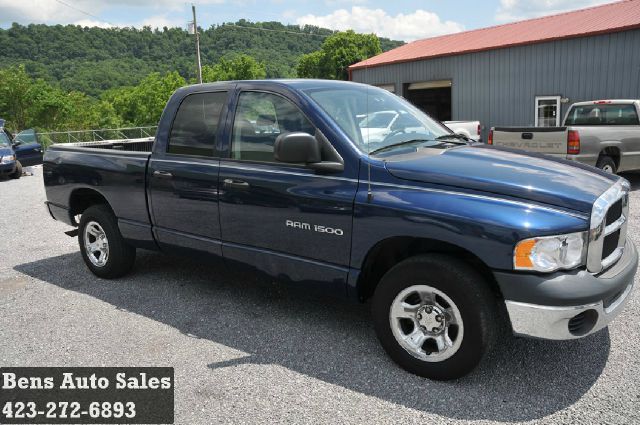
[351,182,589,272]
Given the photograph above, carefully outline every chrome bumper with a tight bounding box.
[503,238,637,340]
[505,280,634,340]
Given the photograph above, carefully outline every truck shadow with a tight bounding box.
[14,251,609,422]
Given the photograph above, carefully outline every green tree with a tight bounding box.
[0,65,33,130]
[296,51,324,79]
[201,54,266,82]
[296,30,382,80]
[104,71,186,126]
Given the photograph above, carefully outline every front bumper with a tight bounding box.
[0,161,16,175]
[495,238,638,340]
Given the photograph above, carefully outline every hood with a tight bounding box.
[383,144,617,213]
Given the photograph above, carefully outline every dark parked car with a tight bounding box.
[43,81,637,380]
[0,120,43,179]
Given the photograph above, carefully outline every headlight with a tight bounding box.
[514,232,587,272]
[0,155,16,164]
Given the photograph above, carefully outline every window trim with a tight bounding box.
[228,89,318,165]
[535,95,562,127]
[166,90,229,158]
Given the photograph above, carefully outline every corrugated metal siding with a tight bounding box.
[352,29,640,140]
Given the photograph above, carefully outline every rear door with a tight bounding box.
[13,129,43,166]
[148,90,230,257]
[218,89,357,294]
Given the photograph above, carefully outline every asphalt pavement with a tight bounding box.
[1,167,639,424]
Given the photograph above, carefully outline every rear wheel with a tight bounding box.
[596,155,616,174]
[78,204,136,278]
[10,161,22,179]
[372,254,498,380]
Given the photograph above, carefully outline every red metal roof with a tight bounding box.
[350,0,640,70]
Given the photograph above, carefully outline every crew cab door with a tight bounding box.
[218,89,357,294]
[148,90,229,257]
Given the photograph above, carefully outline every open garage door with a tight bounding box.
[404,80,452,121]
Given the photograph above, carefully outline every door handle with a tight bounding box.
[521,132,534,140]
[153,170,173,179]
[223,178,250,189]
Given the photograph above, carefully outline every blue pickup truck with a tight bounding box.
[0,120,44,179]
[43,80,637,380]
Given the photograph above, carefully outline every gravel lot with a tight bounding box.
[1,167,639,425]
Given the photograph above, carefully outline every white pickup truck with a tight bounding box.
[489,100,640,173]
[444,120,482,142]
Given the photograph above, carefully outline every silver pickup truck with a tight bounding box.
[489,100,640,173]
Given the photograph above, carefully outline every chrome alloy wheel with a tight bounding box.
[84,221,109,267]
[389,285,464,362]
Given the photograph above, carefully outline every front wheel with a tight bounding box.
[372,254,498,380]
[78,204,136,278]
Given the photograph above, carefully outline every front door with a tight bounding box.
[148,90,229,257]
[13,129,43,166]
[218,90,357,294]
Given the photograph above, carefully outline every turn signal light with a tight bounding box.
[514,239,536,269]
[567,130,580,154]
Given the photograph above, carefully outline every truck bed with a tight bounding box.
[54,137,154,153]
[43,137,154,242]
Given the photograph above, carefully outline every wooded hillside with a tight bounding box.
[0,20,403,97]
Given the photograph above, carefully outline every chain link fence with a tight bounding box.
[37,126,157,150]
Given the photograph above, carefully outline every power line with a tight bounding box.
[218,23,333,38]
[53,0,114,26]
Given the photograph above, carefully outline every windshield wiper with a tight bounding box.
[369,139,434,155]
[435,134,470,143]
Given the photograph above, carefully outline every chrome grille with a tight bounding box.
[587,179,630,274]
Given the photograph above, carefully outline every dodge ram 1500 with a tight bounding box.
[43,80,637,380]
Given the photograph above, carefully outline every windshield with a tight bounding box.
[0,131,11,147]
[359,111,397,129]
[565,104,640,126]
[304,85,451,153]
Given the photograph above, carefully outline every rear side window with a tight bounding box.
[168,92,228,157]
[565,104,640,126]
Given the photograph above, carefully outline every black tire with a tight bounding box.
[596,155,617,174]
[10,161,22,179]
[78,204,136,278]
[372,254,498,380]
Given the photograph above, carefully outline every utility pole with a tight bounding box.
[192,4,202,84]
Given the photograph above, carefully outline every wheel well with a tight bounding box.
[599,147,620,168]
[69,189,111,224]
[356,237,501,302]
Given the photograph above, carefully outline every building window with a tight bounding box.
[535,96,561,127]
[376,84,395,93]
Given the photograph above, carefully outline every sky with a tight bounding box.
[0,0,617,41]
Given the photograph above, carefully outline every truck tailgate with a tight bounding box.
[492,127,568,155]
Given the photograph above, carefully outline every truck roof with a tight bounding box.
[176,79,374,96]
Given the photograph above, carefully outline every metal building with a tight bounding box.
[349,0,640,140]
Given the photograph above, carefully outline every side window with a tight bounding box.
[168,92,227,157]
[231,91,315,162]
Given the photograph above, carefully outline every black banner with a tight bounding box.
[0,367,174,424]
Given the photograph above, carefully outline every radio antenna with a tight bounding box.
[365,62,373,202]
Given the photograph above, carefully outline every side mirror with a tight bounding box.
[274,131,345,173]
[274,132,322,164]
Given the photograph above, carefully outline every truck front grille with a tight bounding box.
[602,229,620,260]
[606,199,623,225]
[587,179,630,274]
